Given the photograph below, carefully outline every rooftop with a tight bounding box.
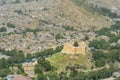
[6,75,32,80]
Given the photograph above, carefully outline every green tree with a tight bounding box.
[25,0,30,2]
[84,35,89,40]
[89,39,109,49]
[26,53,33,60]
[14,0,20,3]
[7,22,15,28]
[38,59,53,71]
[0,58,8,69]
[54,45,63,53]
[0,68,10,77]
[74,41,79,47]
[55,34,63,40]
[37,74,47,80]
[0,27,7,32]
[95,58,106,67]
[34,64,43,74]
[70,70,78,77]
[17,64,24,73]
[115,77,120,80]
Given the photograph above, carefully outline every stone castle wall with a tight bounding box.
[62,41,86,55]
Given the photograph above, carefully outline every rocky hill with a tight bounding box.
[88,0,120,15]
[0,0,117,53]
[73,0,120,15]
[0,0,112,29]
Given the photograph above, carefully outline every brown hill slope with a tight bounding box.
[0,0,112,30]
[0,0,114,53]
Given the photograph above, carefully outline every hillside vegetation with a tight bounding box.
[0,0,120,80]
[47,53,91,72]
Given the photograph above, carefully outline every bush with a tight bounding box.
[14,10,23,15]
[14,0,20,3]
[74,41,79,47]
[62,25,74,31]
[37,74,47,80]
[89,39,110,49]
[0,27,7,32]
[54,45,63,53]
[55,34,65,40]
[37,58,53,71]
[7,22,15,28]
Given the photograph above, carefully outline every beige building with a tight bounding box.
[22,61,37,77]
[62,41,87,55]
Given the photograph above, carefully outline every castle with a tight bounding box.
[62,41,87,55]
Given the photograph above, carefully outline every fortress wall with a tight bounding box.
[62,41,86,55]
[75,46,86,55]
[62,43,75,54]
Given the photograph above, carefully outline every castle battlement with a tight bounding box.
[62,41,87,55]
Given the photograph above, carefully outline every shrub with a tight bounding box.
[74,41,79,47]
[0,27,7,32]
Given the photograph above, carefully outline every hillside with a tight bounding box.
[0,0,112,29]
[0,0,120,80]
[73,0,120,15]
[88,0,120,14]
[0,0,113,53]
[47,53,91,72]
